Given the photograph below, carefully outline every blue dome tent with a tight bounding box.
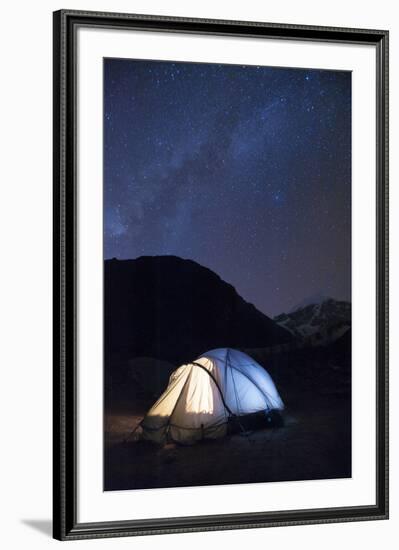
[140,348,284,444]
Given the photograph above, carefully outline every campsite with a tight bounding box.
[103,60,352,493]
[104,344,351,491]
[104,257,351,491]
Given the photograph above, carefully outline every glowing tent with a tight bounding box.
[140,348,284,444]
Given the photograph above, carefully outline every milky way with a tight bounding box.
[104,59,351,317]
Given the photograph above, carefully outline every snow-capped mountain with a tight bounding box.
[288,293,332,314]
[274,298,351,345]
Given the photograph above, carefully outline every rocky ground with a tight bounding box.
[104,347,351,491]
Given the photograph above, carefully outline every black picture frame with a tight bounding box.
[53,9,389,541]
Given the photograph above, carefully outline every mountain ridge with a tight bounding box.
[274,298,351,345]
[288,293,333,314]
[104,255,292,363]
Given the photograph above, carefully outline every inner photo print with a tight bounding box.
[103,58,351,491]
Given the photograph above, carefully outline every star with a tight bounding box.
[104,58,351,316]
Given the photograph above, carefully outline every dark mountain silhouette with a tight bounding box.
[104,256,292,364]
[329,328,351,365]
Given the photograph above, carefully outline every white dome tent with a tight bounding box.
[140,348,284,445]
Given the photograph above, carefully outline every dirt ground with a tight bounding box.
[104,354,351,491]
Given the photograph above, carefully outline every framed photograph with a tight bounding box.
[53,9,389,540]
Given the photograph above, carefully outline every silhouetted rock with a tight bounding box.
[329,328,351,366]
[105,256,292,364]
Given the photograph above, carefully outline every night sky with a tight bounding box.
[104,59,351,317]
